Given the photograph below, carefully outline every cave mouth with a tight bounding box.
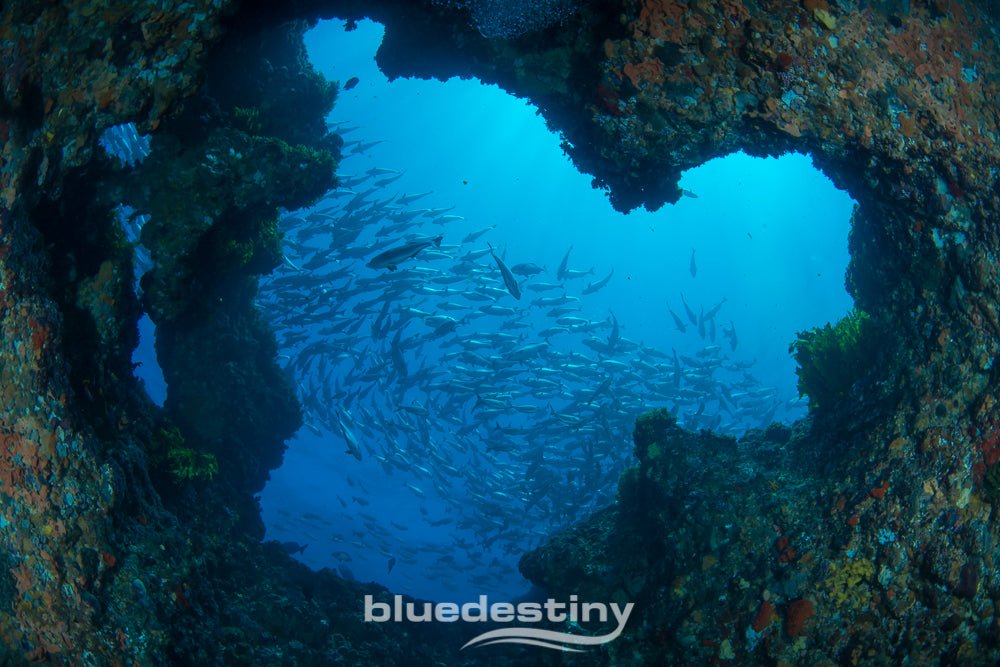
[99,123,167,406]
[243,18,858,603]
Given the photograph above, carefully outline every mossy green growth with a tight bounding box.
[232,106,263,134]
[151,423,185,457]
[151,423,219,481]
[789,308,875,410]
[217,213,282,273]
[167,447,219,481]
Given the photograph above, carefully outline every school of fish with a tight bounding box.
[253,126,804,595]
[102,122,804,596]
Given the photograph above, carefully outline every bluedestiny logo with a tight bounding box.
[364,594,634,652]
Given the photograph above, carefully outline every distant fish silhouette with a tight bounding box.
[343,76,360,90]
[722,320,739,351]
[667,303,687,333]
[462,225,495,244]
[557,245,573,281]
[367,235,443,271]
[510,261,544,277]
[488,243,522,300]
[703,297,727,321]
[272,541,307,556]
[680,293,697,326]
[582,269,614,295]
[689,248,697,278]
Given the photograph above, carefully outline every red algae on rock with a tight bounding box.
[752,600,776,633]
[784,598,815,637]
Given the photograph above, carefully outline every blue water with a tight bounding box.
[133,18,855,603]
[136,314,166,406]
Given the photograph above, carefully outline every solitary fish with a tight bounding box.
[667,303,687,333]
[510,262,545,277]
[586,376,612,406]
[337,409,363,461]
[556,245,573,281]
[487,243,521,300]
[282,254,304,272]
[396,191,434,206]
[607,311,620,351]
[367,236,443,271]
[689,248,697,278]
[390,329,408,378]
[680,293,698,326]
[343,76,360,90]
[462,226,495,244]
[350,140,384,155]
[273,541,308,556]
[562,267,595,280]
[374,172,404,187]
[703,297,727,321]
[582,268,614,295]
[722,320,739,351]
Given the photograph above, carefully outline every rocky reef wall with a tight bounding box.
[0,2,232,659]
[1,0,998,663]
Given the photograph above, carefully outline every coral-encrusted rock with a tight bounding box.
[522,401,1000,663]
[521,410,836,664]
[0,1,232,660]
[4,0,1000,663]
[353,1,1000,662]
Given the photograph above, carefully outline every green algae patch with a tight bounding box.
[789,308,876,411]
[151,422,186,454]
[167,447,219,481]
[232,106,263,135]
[150,421,218,482]
[646,441,662,460]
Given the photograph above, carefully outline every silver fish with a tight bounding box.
[582,268,614,295]
[487,243,521,300]
[367,235,443,271]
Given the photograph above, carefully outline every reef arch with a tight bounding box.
[1,0,999,663]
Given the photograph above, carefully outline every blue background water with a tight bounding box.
[133,18,856,603]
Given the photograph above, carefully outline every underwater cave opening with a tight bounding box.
[135,313,167,407]
[250,18,858,603]
[99,124,168,407]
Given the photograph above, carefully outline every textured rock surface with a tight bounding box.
[1,0,998,663]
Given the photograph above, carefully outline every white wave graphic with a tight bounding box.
[461,623,627,651]
[470,637,586,652]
